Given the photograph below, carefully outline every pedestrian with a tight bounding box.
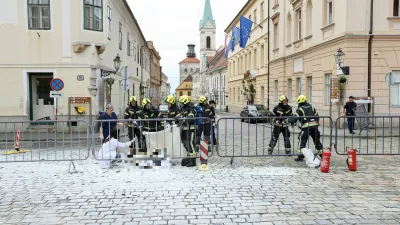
[268,95,295,155]
[208,100,217,145]
[176,95,197,167]
[99,104,122,144]
[124,96,144,157]
[288,95,323,162]
[343,96,357,135]
[97,128,132,168]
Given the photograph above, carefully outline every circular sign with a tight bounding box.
[50,78,64,91]
[385,72,396,86]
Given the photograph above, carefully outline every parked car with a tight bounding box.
[159,104,169,118]
[240,104,274,123]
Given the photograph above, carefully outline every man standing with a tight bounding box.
[177,95,197,167]
[164,94,181,124]
[208,100,217,146]
[268,95,294,155]
[124,96,143,157]
[343,96,357,135]
[288,95,323,162]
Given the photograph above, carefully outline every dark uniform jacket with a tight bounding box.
[179,103,197,130]
[201,104,215,124]
[272,104,294,127]
[124,105,143,128]
[138,108,164,131]
[289,103,319,128]
[167,104,182,119]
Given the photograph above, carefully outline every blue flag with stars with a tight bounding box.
[231,26,240,51]
[240,16,253,48]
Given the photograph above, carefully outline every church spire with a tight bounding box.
[199,0,216,29]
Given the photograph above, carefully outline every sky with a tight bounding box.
[127,0,247,93]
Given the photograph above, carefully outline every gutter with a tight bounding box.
[367,0,374,113]
[267,0,270,110]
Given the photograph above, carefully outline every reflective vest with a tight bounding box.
[297,104,319,128]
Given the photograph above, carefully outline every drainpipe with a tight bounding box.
[367,0,373,113]
[267,0,270,110]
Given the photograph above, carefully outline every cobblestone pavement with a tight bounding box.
[0,113,399,225]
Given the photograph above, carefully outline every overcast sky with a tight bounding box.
[127,0,247,93]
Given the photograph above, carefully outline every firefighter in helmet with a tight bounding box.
[288,95,323,161]
[268,95,294,155]
[197,96,214,148]
[139,98,165,132]
[177,95,197,167]
[164,94,181,124]
[124,96,143,157]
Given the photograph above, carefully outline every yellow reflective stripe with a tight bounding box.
[301,122,318,128]
[299,108,307,121]
[190,132,195,153]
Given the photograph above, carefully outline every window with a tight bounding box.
[325,74,331,105]
[119,22,122,50]
[127,32,131,56]
[327,0,333,25]
[261,45,265,66]
[254,9,257,24]
[394,0,400,16]
[137,44,140,63]
[28,0,51,30]
[132,83,135,96]
[306,0,312,36]
[261,2,264,21]
[391,71,400,106]
[184,68,187,73]
[206,36,211,49]
[275,80,279,101]
[179,91,183,96]
[84,0,103,31]
[287,14,292,44]
[307,77,312,103]
[107,6,111,40]
[137,68,138,76]
[288,79,293,101]
[188,91,191,96]
[296,8,302,40]
[254,48,258,69]
[274,23,279,49]
[296,77,302,96]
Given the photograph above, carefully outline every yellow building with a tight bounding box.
[175,75,193,101]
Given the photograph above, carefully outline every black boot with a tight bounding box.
[127,148,136,158]
[186,158,196,167]
[294,154,305,162]
[181,158,189,166]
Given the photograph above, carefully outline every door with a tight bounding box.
[29,73,54,124]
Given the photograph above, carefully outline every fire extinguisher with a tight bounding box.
[346,148,357,171]
[320,147,332,173]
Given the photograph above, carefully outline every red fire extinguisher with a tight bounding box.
[320,147,331,173]
[346,148,357,171]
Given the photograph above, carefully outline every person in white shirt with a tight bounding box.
[97,129,132,162]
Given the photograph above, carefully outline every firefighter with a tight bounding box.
[197,96,214,146]
[177,95,197,167]
[164,94,181,124]
[208,100,217,145]
[138,98,165,151]
[268,95,295,155]
[195,99,204,150]
[124,96,143,157]
[288,95,323,162]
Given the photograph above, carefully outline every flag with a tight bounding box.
[224,34,231,59]
[240,16,253,48]
[231,26,240,51]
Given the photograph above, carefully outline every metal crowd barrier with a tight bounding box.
[216,116,333,164]
[91,117,214,166]
[335,116,400,155]
[0,120,90,172]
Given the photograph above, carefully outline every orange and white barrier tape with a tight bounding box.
[199,140,209,171]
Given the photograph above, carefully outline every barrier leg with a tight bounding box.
[199,140,209,171]
[68,161,78,173]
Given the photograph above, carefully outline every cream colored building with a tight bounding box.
[0,0,153,131]
[160,72,171,102]
[268,0,400,126]
[225,0,269,113]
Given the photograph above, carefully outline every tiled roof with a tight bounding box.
[179,57,200,64]
[206,49,227,73]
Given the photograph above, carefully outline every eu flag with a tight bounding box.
[231,26,240,51]
[240,16,253,48]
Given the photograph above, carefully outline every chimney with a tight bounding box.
[187,44,196,58]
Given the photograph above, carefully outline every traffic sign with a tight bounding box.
[50,91,64,98]
[385,72,396,86]
[121,80,131,91]
[50,78,64,91]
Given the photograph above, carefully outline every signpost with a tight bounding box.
[50,78,64,121]
[385,72,396,117]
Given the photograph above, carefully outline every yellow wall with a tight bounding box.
[176,81,193,101]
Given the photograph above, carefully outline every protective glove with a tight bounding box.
[117,122,123,127]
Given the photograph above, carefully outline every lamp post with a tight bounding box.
[335,48,350,78]
[105,55,121,104]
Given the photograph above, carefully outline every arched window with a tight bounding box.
[206,36,211,49]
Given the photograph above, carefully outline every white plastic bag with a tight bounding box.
[301,148,320,168]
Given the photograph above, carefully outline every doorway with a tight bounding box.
[29,73,54,125]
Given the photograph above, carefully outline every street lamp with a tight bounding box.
[113,54,121,72]
[105,77,115,104]
[335,48,350,76]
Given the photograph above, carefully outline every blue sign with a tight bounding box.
[50,78,64,91]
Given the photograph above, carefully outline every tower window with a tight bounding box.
[206,36,211,49]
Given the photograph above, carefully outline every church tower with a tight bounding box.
[199,0,216,71]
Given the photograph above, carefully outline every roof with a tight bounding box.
[206,49,228,73]
[200,0,216,29]
[176,75,193,90]
[183,74,193,82]
[179,57,200,64]
[207,56,214,63]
